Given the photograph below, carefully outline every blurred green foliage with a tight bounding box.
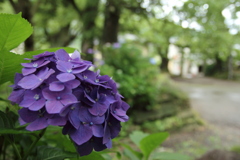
[99,43,160,113]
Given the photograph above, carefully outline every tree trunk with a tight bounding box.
[214,53,224,73]
[228,54,233,80]
[160,56,169,72]
[158,47,169,72]
[102,0,121,44]
[9,0,35,51]
[21,2,34,51]
[81,0,99,61]
[180,48,185,77]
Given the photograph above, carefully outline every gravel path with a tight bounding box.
[163,77,240,158]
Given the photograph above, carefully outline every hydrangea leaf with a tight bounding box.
[0,50,23,84]
[0,13,33,51]
[24,47,76,56]
[121,143,142,160]
[139,132,169,160]
[129,130,149,148]
[0,111,14,129]
[36,146,77,160]
[0,129,37,134]
[77,152,105,160]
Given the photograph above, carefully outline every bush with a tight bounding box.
[99,43,190,123]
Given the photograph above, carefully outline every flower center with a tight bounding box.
[83,75,87,79]
[32,63,38,67]
[56,96,61,100]
[89,122,93,126]
[34,94,40,100]
[95,79,99,83]
[67,69,72,73]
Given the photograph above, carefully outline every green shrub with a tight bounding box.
[100,43,160,113]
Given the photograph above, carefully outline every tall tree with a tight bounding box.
[8,0,41,51]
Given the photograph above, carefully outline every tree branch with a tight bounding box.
[68,0,82,15]
[8,0,18,13]
[31,0,42,15]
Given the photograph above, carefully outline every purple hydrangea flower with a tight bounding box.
[8,49,130,156]
[112,42,121,48]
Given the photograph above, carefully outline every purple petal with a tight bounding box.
[56,61,73,72]
[22,68,37,76]
[48,115,67,126]
[121,101,130,111]
[57,73,75,82]
[28,98,45,111]
[18,108,38,123]
[26,117,48,131]
[78,107,91,122]
[33,51,55,59]
[60,94,78,106]
[38,60,51,68]
[49,81,65,91]
[89,102,109,116]
[42,88,59,100]
[76,141,94,156]
[70,125,92,145]
[105,139,112,148]
[71,50,81,60]
[92,137,107,151]
[72,65,90,74]
[8,89,25,103]
[45,100,64,114]
[18,74,40,89]
[69,108,80,129]
[55,49,70,61]
[65,79,80,89]
[19,117,27,125]
[19,89,39,107]
[92,125,104,137]
[103,122,111,144]
[37,68,55,80]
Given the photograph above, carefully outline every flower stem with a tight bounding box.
[12,142,22,159]
[22,128,46,160]
[5,136,22,160]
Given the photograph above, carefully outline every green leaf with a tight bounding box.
[24,47,76,56]
[0,13,33,51]
[0,111,14,129]
[79,152,105,160]
[98,150,122,160]
[0,128,37,135]
[36,146,77,160]
[152,152,192,160]
[129,130,149,147]
[139,132,169,160]
[121,143,142,160]
[123,148,140,160]
[0,50,24,84]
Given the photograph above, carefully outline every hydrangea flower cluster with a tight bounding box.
[8,49,129,156]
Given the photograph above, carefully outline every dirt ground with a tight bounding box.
[162,76,240,158]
